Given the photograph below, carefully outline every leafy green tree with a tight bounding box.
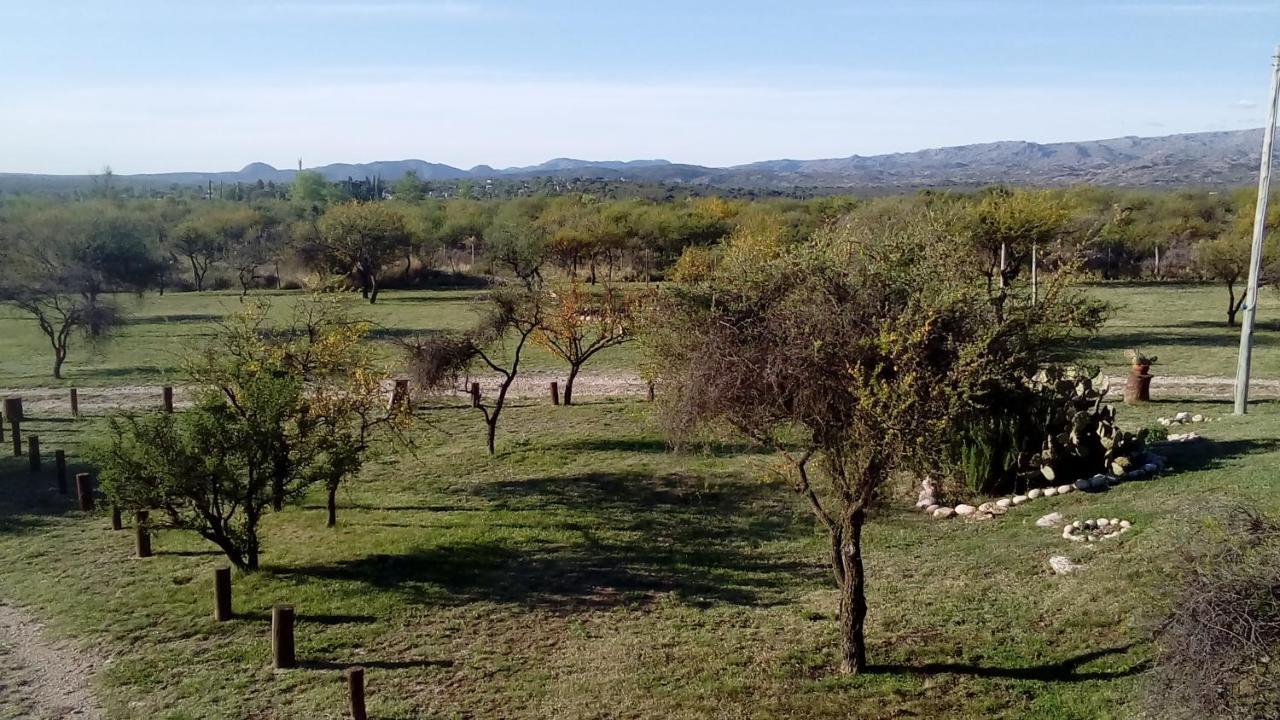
[409,285,544,454]
[91,300,404,568]
[316,201,412,303]
[392,170,425,201]
[291,169,330,206]
[0,203,156,377]
[649,209,1101,674]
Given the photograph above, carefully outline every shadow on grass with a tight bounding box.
[270,470,820,611]
[300,658,454,671]
[235,610,377,626]
[551,437,769,457]
[0,455,87,535]
[872,645,1148,683]
[1086,331,1280,353]
[126,313,223,325]
[1154,437,1280,475]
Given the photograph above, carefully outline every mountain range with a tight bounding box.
[0,128,1267,192]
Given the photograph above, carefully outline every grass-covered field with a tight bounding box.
[2,281,1279,718]
[1,392,1278,718]
[0,282,1277,388]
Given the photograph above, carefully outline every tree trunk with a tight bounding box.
[1227,283,1244,327]
[53,347,66,380]
[486,418,497,455]
[190,257,204,291]
[564,364,580,406]
[369,272,379,304]
[589,256,597,284]
[837,509,868,675]
[327,484,338,528]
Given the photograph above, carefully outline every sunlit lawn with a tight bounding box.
[0,390,1277,718]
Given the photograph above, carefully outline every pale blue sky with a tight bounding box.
[1,0,1276,174]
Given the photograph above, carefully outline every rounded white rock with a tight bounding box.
[933,507,956,519]
[925,504,940,514]
[996,498,1013,508]
[954,504,977,517]
[1119,520,1131,529]
[1028,488,1043,499]
[1012,494,1029,506]
[1057,484,1074,495]
[1043,487,1058,497]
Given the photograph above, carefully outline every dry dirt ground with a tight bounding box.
[0,372,1268,417]
[0,604,103,719]
[0,371,651,416]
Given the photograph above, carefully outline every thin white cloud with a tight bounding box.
[235,1,503,21]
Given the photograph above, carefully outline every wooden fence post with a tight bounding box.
[163,386,174,413]
[111,506,123,531]
[3,397,23,422]
[54,450,67,494]
[213,567,233,621]
[134,511,152,558]
[70,388,79,417]
[27,435,40,473]
[391,379,410,411]
[550,382,560,406]
[347,666,368,720]
[470,382,481,408]
[272,605,296,669]
[3,397,21,456]
[75,473,94,511]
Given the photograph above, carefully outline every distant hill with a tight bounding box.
[0,128,1266,192]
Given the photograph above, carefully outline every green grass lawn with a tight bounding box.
[0,288,642,389]
[2,282,1278,388]
[1081,282,1280,379]
[1,391,1277,718]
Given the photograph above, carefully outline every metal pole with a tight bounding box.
[1235,47,1280,415]
[1031,243,1038,305]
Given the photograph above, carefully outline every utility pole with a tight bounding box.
[1031,243,1038,305]
[1234,46,1280,415]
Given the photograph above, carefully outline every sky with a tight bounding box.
[0,0,1277,174]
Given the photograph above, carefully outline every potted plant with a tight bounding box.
[1124,349,1157,375]
[1123,349,1156,403]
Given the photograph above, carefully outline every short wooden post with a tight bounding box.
[75,473,94,511]
[27,435,40,472]
[163,386,174,413]
[271,605,296,669]
[10,421,19,457]
[347,666,367,720]
[391,378,410,410]
[213,567,233,621]
[647,381,655,402]
[70,388,79,417]
[54,450,67,494]
[470,382,481,408]
[1124,370,1153,404]
[3,397,23,424]
[134,511,152,558]
[550,381,560,406]
[111,505,123,531]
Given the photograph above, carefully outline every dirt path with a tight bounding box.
[0,371,652,416]
[0,603,103,719]
[0,372,1271,417]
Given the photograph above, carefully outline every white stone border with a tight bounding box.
[917,453,1167,521]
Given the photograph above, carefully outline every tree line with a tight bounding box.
[1,175,1276,379]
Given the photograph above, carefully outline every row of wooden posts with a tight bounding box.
[5,390,371,720]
